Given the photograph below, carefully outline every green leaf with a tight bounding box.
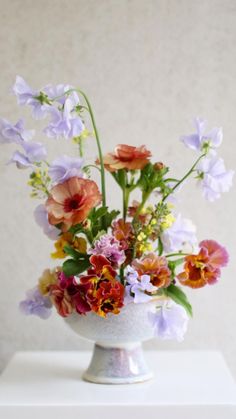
[62,258,90,276]
[164,284,193,317]
[63,245,89,260]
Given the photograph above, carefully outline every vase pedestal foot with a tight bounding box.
[83,342,153,384]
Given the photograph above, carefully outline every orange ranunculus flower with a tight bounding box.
[132,252,171,288]
[46,177,102,232]
[101,144,151,172]
[177,240,229,289]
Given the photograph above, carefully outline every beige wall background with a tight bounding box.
[0,0,236,377]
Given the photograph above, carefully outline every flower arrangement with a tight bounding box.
[1,77,234,342]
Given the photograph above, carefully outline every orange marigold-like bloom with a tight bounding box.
[80,255,124,317]
[132,252,171,288]
[46,177,102,232]
[177,240,229,289]
[101,144,151,172]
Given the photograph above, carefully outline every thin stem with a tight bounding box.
[133,190,151,223]
[162,153,207,202]
[76,89,106,209]
[166,252,190,258]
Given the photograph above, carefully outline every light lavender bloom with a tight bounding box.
[89,234,125,266]
[161,213,197,253]
[125,268,157,304]
[12,76,50,119]
[49,155,84,184]
[0,118,34,144]
[34,204,60,240]
[148,301,189,342]
[9,141,47,168]
[44,83,79,107]
[197,156,234,202]
[19,287,52,319]
[181,118,223,153]
[44,97,84,140]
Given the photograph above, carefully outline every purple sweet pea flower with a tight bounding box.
[148,301,189,342]
[9,141,47,168]
[48,155,84,184]
[34,204,60,240]
[161,214,197,253]
[19,287,52,319]
[197,156,234,201]
[0,118,34,144]
[125,267,157,304]
[181,118,223,153]
[44,97,84,140]
[88,234,125,267]
[44,83,79,107]
[12,76,50,119]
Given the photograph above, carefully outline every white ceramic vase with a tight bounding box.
[65,300,159,384]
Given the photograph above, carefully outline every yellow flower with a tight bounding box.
[51,233,87,259]
[38,268,58,296]
[161,213,175,230]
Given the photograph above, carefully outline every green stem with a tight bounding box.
[133,190,151,223]
[76,89,106,209]
[163,153,207,202]
[166,252,190,258]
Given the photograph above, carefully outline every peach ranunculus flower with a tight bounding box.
[177,240,229,289]
[132,252,171,288]
[101,144,151,172]
[46,177,102,232]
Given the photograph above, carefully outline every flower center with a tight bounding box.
[64,194,84,213]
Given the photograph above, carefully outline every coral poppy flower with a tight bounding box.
[46,177,102,232]
[132,252,171,288]
[177,240,229,289]
[101,144,151,172]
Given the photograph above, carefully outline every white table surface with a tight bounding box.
[0,351,236,419]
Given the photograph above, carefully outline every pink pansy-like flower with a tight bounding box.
[197,156,234,202]
[181,118,223,153]
[48,155,84,184]
[88,234,126,267]
[161,214,197,253]
[148,301,189,342]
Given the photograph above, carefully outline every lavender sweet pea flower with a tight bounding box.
[148,301,189,342]
[0,118,34,144]
[19,287,52,319]
[125,267,157,304]
[44,83,79,107]
[9,141,47,168]
[161,213,197,253]
[48,155,84,184]
[181,118,223,153]
[44,97,84,140]
[89,234,125,266]
[197,156,234,201]
[12,76,50,119]
[34,204,60,240]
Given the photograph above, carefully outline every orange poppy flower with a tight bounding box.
[132,252,171,288]
[46,177,102,232]
[101,144,151,172]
